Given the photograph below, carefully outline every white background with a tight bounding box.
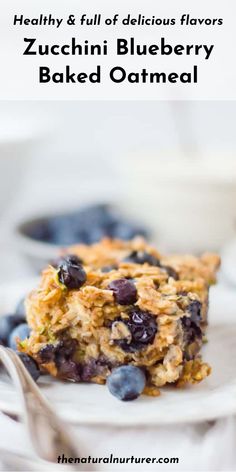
[1,100,236,214]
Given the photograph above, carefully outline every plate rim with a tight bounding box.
[0,383,236,426]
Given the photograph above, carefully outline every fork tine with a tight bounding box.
[0,346,90,470]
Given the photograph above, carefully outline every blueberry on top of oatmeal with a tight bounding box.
[62,254,83,265]
[101,264,118,273]
[58,257,86,289]
[161,265,179,280]
[108,278,137,305]
[124,250,161,266]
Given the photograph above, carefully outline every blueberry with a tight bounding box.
[0,314,24,346]
[54,339,80,381]
[9,323,30,351]
[85,226,107,244]
[71,229,91,245]
[182,301,202,345]
[26,205,148,246]
[101,264,118,273]
[17,352,40,382]
[56,358,81,381]
[124,252,178,279]
[188,300,202,324]
[107,365,146,401]
[64,254,83,264]
[48,218,79,245]
[60,205,117,245]
[27,220,51,242]
[124,251,160,267]
[161,265,179,280]
[108,278,137,305]
[51,254,83,269]
[38,339,81,381]
[58,254,83,267]
[111,222,146,241]
[38,344,56,363]
[81,359,100,382]
[58,259,86,289]
[114,308,158,352]
[15,298,26,320]
[181,316,202,342]
[39,338,78,365]
[81,357,113,382]
[74,204,114,228]
[56,338,78,359]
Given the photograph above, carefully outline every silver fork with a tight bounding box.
[0,346,88,469]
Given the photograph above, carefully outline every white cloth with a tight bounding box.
[0,411,236,471]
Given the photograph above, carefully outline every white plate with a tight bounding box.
[0,279,236,426]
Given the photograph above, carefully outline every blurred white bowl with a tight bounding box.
[14,215,59,272]
[117,153,236,253]
[0,128,36,216]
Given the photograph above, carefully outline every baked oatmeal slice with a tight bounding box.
[19,238,220,395]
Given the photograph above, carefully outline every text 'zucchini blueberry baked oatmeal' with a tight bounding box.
[19,238,220,401]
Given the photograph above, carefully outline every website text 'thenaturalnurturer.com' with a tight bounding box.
[58,454,179,465]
